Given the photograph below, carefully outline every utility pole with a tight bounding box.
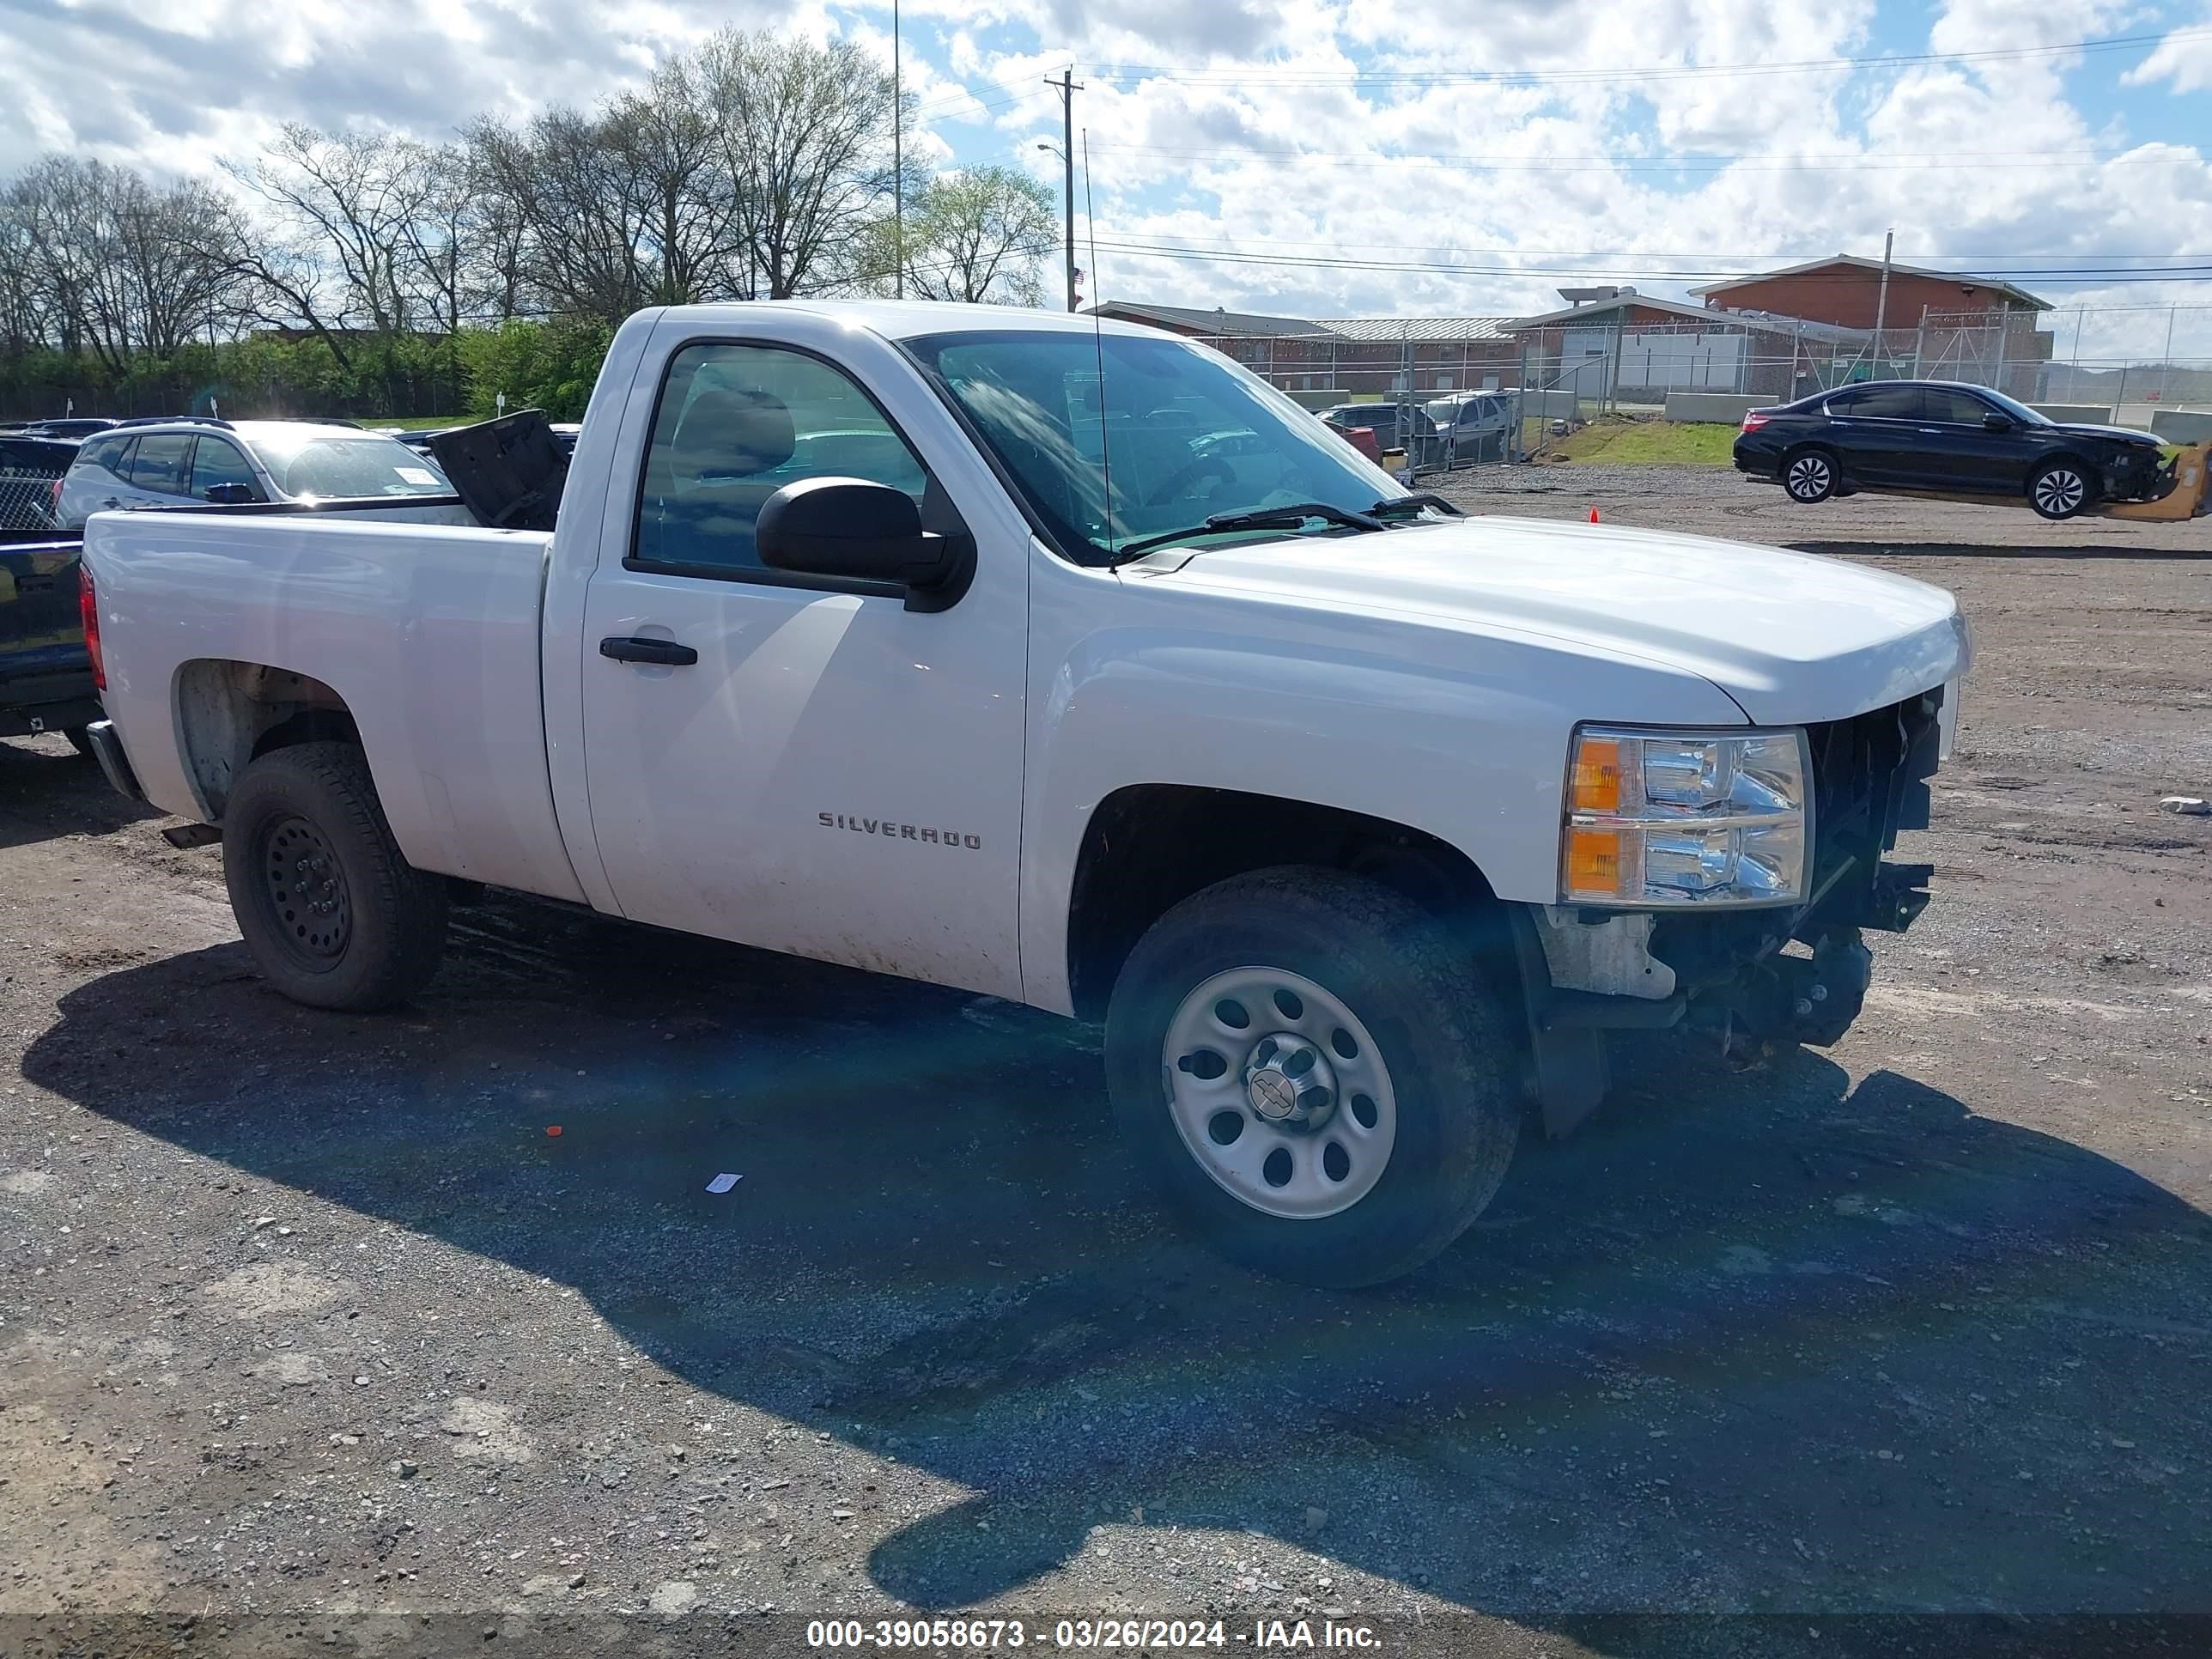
[1051,70,1082,310]
[1871,228,1894,368]
[892,0,902,299]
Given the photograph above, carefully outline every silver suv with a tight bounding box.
[55,417,467,529]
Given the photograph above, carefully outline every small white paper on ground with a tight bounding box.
[705,1172,742,1194]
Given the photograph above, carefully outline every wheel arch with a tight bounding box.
[1064,783,1511,1023]
[173,658,362,822]
[1781,440,1840,481]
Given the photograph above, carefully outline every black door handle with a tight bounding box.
[599,635,698,666]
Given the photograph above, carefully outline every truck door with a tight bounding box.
[576,332,1028,1000]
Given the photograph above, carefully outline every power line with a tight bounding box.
[1031,231,2212,263]
[1077,230,2212,277]
[1089,142,2212,176]
[1086,237,2212,284]
[1080,25,2209,88]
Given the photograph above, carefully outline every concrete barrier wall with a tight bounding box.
[2150,410,2212,445]
[1512,391,1583,421]
[1663,392,1765,423]
[2029,404,2110,424]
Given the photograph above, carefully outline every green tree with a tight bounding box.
[900,167,1055,306]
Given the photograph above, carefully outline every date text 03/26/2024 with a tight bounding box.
[805,1618,1382,1650]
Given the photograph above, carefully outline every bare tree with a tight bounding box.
[610,58,744,307]
[466,58,745,326]
[469,109,657,325]
[114,175,249,356]
[230,125,428,334]
[1,158,249,366]
[899,167,1055,305]
[702,29,898,299]
[397,143,474,335]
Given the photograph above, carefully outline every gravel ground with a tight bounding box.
[3,471,2209,1657]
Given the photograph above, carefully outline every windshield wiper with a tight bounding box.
[1369,491,1464,520]
[1115,501,1385,562]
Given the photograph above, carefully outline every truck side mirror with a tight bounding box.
[204,482,260,505]
[756,477,973,612]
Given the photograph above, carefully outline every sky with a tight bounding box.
[3,0,2209,361]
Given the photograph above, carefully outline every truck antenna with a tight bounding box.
[1083,127,1116,562]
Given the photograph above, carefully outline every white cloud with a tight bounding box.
[2126,2,2212,91]
[3,0,2207,346]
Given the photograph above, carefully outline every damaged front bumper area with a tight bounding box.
[2103,445,2172,504]
[1516,689,1946,1134]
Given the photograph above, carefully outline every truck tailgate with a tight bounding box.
[83,511,583,904]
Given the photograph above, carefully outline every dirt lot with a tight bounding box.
[3,472,2209,1657]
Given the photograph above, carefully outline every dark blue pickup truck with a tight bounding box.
[0,434,96,748]
[0,536,94,748]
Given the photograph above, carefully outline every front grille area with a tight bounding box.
[1799,689,1943,932]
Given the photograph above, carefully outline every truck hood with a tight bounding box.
[1131,514,1966,725]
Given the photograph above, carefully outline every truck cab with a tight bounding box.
[81,301,1967,1286]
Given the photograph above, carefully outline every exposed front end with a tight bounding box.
[1517,687,1951,1133]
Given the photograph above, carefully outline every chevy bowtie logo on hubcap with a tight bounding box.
[1249,1069,1298,1121]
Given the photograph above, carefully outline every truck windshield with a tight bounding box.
[904,329,1410,564]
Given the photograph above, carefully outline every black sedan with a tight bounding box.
[1733,380,2167,520]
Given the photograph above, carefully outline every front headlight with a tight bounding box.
[1561,725,1810,907]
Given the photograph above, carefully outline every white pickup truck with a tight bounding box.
[79,301,1966,1285]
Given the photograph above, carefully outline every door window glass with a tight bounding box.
[633,343,936,574]
[1841,385,1922,420]
[82,434,133,475]
[189,438,264,500]
[126,432,196,494]
[1922,388,1992,425]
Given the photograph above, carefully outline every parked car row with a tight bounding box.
[1733,380,2172,520]
[1318,393,1514,470]
[51,416,466,529]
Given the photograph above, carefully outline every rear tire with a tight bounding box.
[2030,459,2092,520]
[63,726,94,757]
[1104,867,1520,1288]
[222,741,448,1011]
[1782,447,1838,503]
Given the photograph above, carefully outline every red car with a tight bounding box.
[1328,419,1384,464]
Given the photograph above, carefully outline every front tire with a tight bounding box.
[2030,459,2092,520]
[222,741,448,1011]
[1782,447,1838,503]
[1104,868,1520,1288]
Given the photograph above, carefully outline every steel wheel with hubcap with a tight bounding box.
[1162,965,1397,1220]
[1105,866,1520,1287]
[2030,460,2089,520]
[1784,449,1837,503]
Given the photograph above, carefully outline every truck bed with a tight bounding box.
[85,509,584,903]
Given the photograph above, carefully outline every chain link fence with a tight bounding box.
[0,441,70,537]
[1188,303,2212,475]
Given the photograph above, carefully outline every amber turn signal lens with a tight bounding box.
[1570,736,1623,815]
[1564,826,1626,898]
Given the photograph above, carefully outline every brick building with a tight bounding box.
[1692,255,2048,333]
[1692,256,2054,398]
